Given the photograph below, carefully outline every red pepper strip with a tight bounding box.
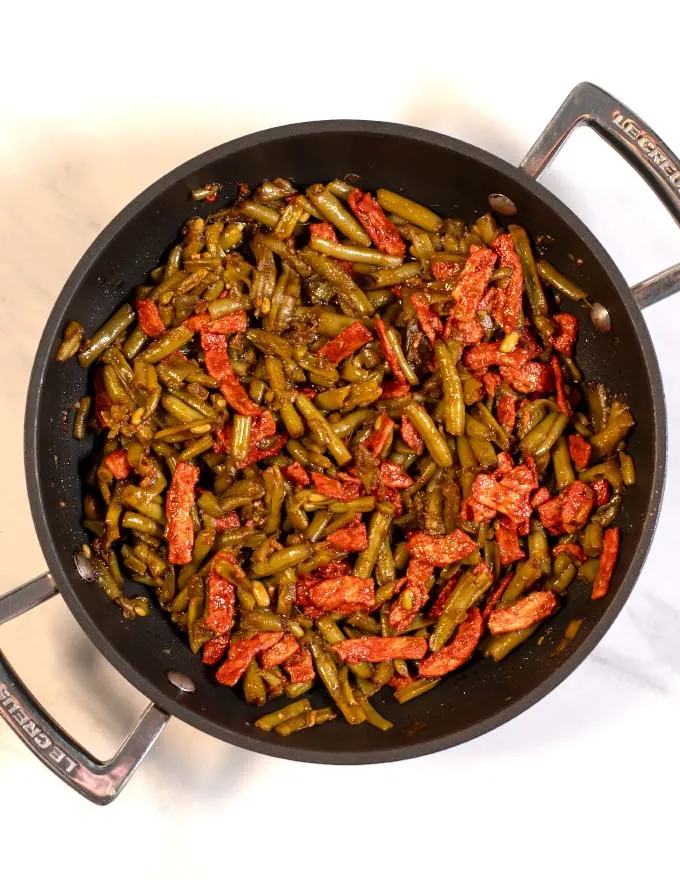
[136,299,166,337]
[202,634,230,666]
[561,480,595,532]
[482,370,501,399]
[284,648,315,683]
[496,396,517,433]
[309,222,339,242]
[451,245,497,323]
[200,331,233,381]
[260,633,300,669]
[482,572,513,621]
[307,575,375,612]
[214,410,276,453]
[406,529,476,566]
[316,560,351,579]
[282,461,311,487]
[462,342,530,372]
[317,321,373,364]
[331,636,428,664]
[551,355,572,416]
[216,632,284,686]
[429,574,459,619]
[311,472,362,501]
[591,478,610,506]
[444,314,485,345]
[411,293,444,347]
[219,379,262,417]
[381,379,411,399]
[419,607,484,678]
[400,414,424,453]
[326,516,369,552]
[568,433,592,470]
[531,486,552,508]
[347,189,406,257]
[104,449,131,480]
[165,462,199,565]
[467,467,535,524]
[431,259,461,281]
[552,542,587,563]
[495,520,525,566]
[379,460,414,489]
[490,233,524,333]
[205,554,237,635]
[592,527,620,599]
[487,590,558,636]
[374,317,409,385]
[551,312,579,356]
[185,310,248,334]
[500,361,555,394]
[364,413,396,457]
[214,512,240,532]
[389,558,434,632]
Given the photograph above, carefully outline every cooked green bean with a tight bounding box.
[376,189,442,232]
[508,225,547,317]
[307,185,371,246]
[310,236,402,268]
[536,259,588,301]
[403,402,452,467]
[78,305,136,367]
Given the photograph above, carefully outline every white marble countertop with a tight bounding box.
[1,3,679,876]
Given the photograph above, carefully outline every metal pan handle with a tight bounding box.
[0,574,169,805]
[520,81,680,309]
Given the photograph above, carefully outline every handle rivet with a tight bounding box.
[590,302,612,333]
[73,551,96,582]
[166,670,196,693]
[488,193,517,216]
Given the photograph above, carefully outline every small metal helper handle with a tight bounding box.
[520,81,680,309]
[0,574,169,805]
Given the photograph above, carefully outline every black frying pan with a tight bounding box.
[1,83,677,805]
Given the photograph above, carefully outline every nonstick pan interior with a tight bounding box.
[24,121,666,762]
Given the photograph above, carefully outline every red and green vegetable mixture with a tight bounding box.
[58,177,635,736]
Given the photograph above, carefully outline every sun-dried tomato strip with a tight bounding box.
[184,309,248,334]
[591,478,610,506]
[317,321,373,364]
[307,576,375,612]
[551,312,579,356]
[496,520,525,566]
[284,648,315,683]
[431,259,461,281]
[364,413,396,457]
[551,355,572,416]
[202,634,230,666]
[104,449,131,480]
[214,512,240,532]
[419,607,484,678]
[500,361,555,394]
[487,591,558,635]
[552,542,587,563]
[451,246,497,323]
[331,636,428,664]
[374,317,408,384]
[282,461,311,487]
[216,632,284,686]
[468,465,536,524]
[316,560,351,579]
[326,516,369,552]
[400,414,424,453]
[136,299,166,337]
[411,293,444,347]
[205,555,237,635]
[165,461,199,565]
[568,433,592,470]
[311,472,362,500]
[591,527,620,599]
[260,633,300,669]
[389,559,434,632]
[379,460,414,489]
[347,189,406,257]
[462,342,530,372]
[406,529,476,566]
[309,222,339,242]
[560,480,595,532]
[491,234,523,333]
[482,572,513,621]
[214,410,276,453]
[496,395,517,433]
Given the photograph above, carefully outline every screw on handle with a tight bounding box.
[520,82,680,310]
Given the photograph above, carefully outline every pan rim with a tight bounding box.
[23,118,667,764]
